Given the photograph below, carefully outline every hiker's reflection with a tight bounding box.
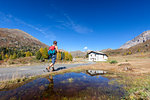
[43,75,55,99]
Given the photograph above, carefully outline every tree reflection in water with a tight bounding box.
[42,75,56,100]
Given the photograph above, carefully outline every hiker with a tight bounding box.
[46,41,59,72]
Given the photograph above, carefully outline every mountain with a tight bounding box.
[70,50,86,58]
[120,30,150,49]
[0,28,48,49]
[100,48,112,52]
[104,39,150,56]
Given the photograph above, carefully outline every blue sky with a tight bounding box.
[0,0,150,51]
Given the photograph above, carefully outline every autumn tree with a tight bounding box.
[124,52,127,56]
[12,53,17,59]
[68,53,73,61]
[9,55,13,60]
[137,48,141,52]
[25,51,32,57]
[57,52,61,60]
[128,51,132,55]
[36,51,42,60]
[39,48,44,56]
[43,48,49,59]
[64,51,69,61]
[1,51,4,60]
[5,54,9,59]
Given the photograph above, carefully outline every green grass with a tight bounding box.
[109,73,150,100]
[109,60,118,64]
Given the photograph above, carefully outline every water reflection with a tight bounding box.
[0,72,125,100]
[42,75,55,99]
[86,70,107,76]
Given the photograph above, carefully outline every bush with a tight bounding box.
[8,60,15,65]
[109,60,118,64]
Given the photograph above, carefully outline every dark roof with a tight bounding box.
[88,51,108,56]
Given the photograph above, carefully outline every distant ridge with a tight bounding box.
[0,28,48,49]
[70,50,86,57]
[120,30,150,49]
[104,39,150,56]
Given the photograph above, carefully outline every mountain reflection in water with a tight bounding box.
[0,72,125,100]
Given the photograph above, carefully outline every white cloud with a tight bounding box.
[63,14,93,34]
[46,6,93,34]
[83,46,88,50]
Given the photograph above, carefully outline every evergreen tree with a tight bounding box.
[3,48,7,55]
[61,52,65,60]
[86,53,89,58]
[17,51,21,58]
[21,51,25,57]
[0,54,2,60]
[36,51,42,60]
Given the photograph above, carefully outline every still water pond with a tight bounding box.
[0,71,125,100]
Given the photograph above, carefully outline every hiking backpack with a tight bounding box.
[48,46,56,57]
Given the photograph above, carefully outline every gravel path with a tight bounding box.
[0,62,93,81]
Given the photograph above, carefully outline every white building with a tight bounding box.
[88,51,108,61]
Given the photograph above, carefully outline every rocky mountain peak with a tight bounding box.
[120,30,150,49]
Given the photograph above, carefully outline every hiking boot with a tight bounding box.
[51,67,55,71]
[46,68,50,72]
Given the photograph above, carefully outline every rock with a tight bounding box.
[118,62,133,71]
[145,44,149,47]
[0,83,6,90]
